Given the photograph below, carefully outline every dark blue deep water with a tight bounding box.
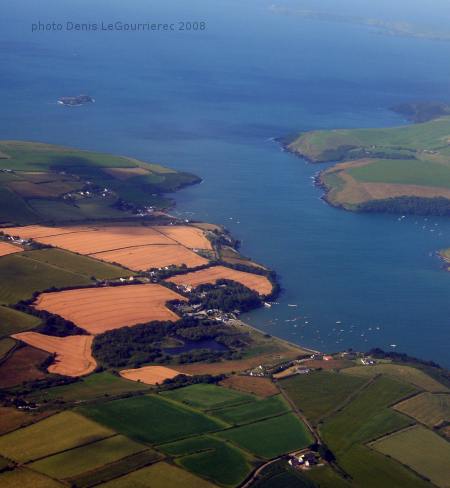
[2,0,450,365]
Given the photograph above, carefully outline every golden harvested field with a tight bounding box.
[91,244,208,271]
[394,392,450,428]
[167,265,273,295]
[0,241,21,257]
[153,225,213,250]
[35,227,174,254]
[2,225,92,239]
[220,375,279,397]
[12,332,96,377]
[33,284,185,334]
[120,365,187,385]
[1,225,212,269]
[8,180,81,198]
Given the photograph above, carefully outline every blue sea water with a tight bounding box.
[1,0,450,365]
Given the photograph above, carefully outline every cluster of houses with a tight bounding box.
[288,451,319,470]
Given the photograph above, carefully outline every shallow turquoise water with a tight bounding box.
[1,0,450,364]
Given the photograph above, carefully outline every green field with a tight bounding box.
[371,426,450,488]
[394,392,450,427]
[218,413,313,459]
[0,305,41,337]
[0,338,16,360]
[343,364,447,392]
[29,371,150,403]
[279,371,367,424]
[162,384,256,410]
[241,459,314,488]
[159,435,254,487]
[20,248,132,280]
[0,411,113,462]
[288,116,450,162]
[338,444,432,488]
[0,468,64,488]
[0,253,91,305]
[0,187,38,225]
[98,461,216,488]
[28,197,130,222]
[213,395,290,425]
[79,395,225,445]
[321,376,415,454]
[303,465,350,488]
[348,158,450,188]
[67,450,162,488]
[30,435,148,480]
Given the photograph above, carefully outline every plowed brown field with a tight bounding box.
[33,284,185,334]
[119,365,187,385]
[90,244,208,271]
[11,332,96,377]
[166,265,273,295]
[0,241,22,257]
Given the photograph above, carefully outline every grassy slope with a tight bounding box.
[20,248,133,279]
[371,426,450,488]
[159,435,254,487]
[0,253,92,305]
[29,435,148,480]
[29,371,150,403]
[0,305,41,337]
[78,395,226,445]
[212,394,290,425]
[161,384,257,410]
[98,462,217,488]
[343,364,448,393]
[393,392,450,428]
[0,411,113,463]
[0,141,199,224]
[218,413,313,459]
[288,117,450,212]
[279,371,367,425]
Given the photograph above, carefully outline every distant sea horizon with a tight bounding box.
[2,0,450,366]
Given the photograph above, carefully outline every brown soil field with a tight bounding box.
[0,407,54,435]
[103,167,150,180]
[154,226,213,250]
[0,346,48,388]
[119,365,187,385]
[167,265,273,296]
[12,332,96,377]
[33,284,185,334]
[0,241,22,257]
[220,375,279,397]
[90,244,208,271]
[8,180,81,198]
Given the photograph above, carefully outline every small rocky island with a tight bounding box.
[57,94,95,106]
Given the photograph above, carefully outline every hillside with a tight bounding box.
[287,117,450,214]
[0,141,200,225]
